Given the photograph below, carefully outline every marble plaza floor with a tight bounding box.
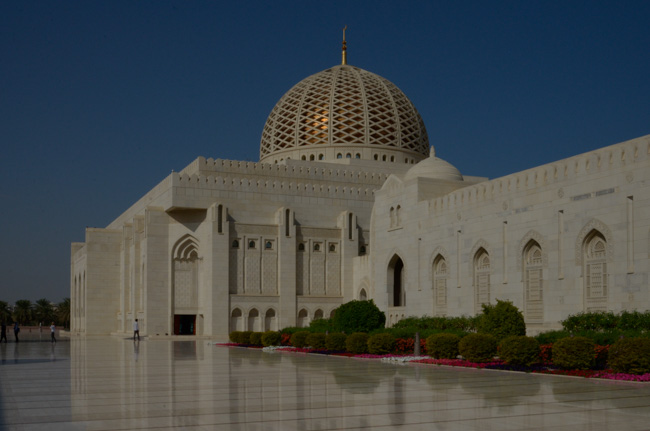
[2,336,650,431]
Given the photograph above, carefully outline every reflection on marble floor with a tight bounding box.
[2,337,650,430]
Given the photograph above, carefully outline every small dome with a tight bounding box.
[404,149,463,182]
[260,64,429,163]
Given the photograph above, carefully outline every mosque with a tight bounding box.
[70,36,650,338]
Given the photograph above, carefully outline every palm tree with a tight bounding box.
[34,298,55,325]
[13,300,33,325]
[0,301,11,323]
[57,298,70,329]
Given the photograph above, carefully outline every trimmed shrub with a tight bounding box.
[249,332,263,346]
[392,315,480,332]
[261,331,281,347]
[499,336,540,366]
[326,333,348,351]
[458,333,497,362]
[309,318,334,333]
[608,338,650,374]
[367,333,395,354]
[229,331,242,343]
[332,300,386,334]
[290,331,310,348]
[346,332,369,354]
[305,332,327,350]
[240,331,253,345]
[478,299,526,342]
[552,336,595,370]
[426,333,461,359]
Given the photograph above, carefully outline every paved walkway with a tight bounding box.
[2,337,650,430]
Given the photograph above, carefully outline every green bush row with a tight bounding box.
[561,310,650,332]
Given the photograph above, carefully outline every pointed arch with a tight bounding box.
[583,229,608,311]
[473,247,491,313]
[516,230,547,268]
[575,219,613,266]
[523,239,544,323]
[172,234,199,260]
[388,253,405,307]
[230,308,243,332]
[432,253,448,316]
[468,239,492,273]
[297,308,309,328]
[172,234,200,334]
[264,308,277,331]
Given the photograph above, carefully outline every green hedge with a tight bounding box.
[249,332,263,346]
[477,299,526,342]
[290,331,310,348]
[608,338,650,374]
[261,331,281,347]
[367,333,395,354]
[426,333,460,359]
[552,336,595,370]
[392,315,480,332]
[499,336,540,366]
[326,333,348,351]
[332,300,386,334]
[561,310,650,332]
[458,333,497,362]
[346,332,369,354]
[305,333,327,350]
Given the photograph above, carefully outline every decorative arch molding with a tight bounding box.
[468,239,491,273]
[172,234,200,260]
[429,246,449,280]
[357,277,370,300]
[384,248,407,270]
[575,219,613,266]
[516,230,548,268]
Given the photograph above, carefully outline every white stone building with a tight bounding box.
[70,45,650,338]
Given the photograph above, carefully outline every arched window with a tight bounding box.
[231,239,239,248]
[390,156,395,162]
[264,309,276,331]
[433,256,448,314]
[584,231,607,311]
[298,243,305,252]
[382,155,387,161]
[355,153,361,159]
[359,288,367,301]
[265,241,272,250]
[248,308,259,332]
[329,243,336,252]
[301,155,306,160]
[359,245,366,255]
[310,154,315,161]
[230,308,242,332]
[388,255,405,307]
[374,154,378,160]
[337,153,342,159]
[314,243,320,252]
[314,309,324,320]
[297,309,309,327]
[248,240,256,249]
[346,153,351,158]
[524,241,543,322]
[318,154,324,160]
[389,207,395,228]
[474,249,490,313]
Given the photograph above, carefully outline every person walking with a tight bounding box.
[50,322,56,343]
[13,322,19,342]
[0,321,7,343]
[133,319,140,341]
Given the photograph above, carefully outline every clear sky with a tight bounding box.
[1,1,649,304]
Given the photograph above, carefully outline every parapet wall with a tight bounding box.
[172,173,377,201]
[428,135,650,213]
[180,157,390,186]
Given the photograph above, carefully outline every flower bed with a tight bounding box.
[218,342,648,383]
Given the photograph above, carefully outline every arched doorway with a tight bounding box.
[388,255,405,307]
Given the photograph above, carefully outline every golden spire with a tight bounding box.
[342,25,348,65]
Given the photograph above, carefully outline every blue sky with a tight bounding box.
[1,1,649,304]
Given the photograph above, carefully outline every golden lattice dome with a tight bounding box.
[259,64,430,165]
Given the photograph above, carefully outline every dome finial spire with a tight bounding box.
[342,25,348,65]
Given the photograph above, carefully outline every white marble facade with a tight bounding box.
[70,60,650,339]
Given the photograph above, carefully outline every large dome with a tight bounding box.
[260,64,430,164]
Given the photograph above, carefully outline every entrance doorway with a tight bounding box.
[174,315,196,335]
